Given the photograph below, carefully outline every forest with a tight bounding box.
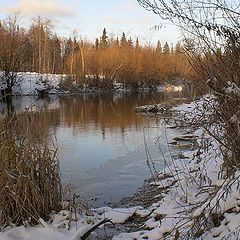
[0,15,196,92]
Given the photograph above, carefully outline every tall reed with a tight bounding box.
[0,110,62,227]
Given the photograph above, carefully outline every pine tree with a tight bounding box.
[128,37,133,48]
[135,38,140,49]
[156,40,162,53]
[163,42,170,55]
[95,38,99,50]
[100,28,108,49]
[120,32,127,48]
[51,36,62,74]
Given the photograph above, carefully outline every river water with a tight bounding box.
[0,91,185,206]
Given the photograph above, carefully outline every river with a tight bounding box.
[0,91,185,206]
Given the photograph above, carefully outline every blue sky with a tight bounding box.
[0,0,180,45]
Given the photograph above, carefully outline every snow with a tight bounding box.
[223,81,240,97]
[113,228,165,240]
[101,207,139,224]
[0,72,66,96]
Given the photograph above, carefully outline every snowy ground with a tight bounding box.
[1,96,239,240]
[0,72,66,95]
[0,72,184,96]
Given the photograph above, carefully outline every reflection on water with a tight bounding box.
[0,91,185,206]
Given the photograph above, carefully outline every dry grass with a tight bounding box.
[0,110,62,227]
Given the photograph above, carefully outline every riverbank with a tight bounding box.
[1,95,239,240]
[113,96,240,240]
[0,72,184,96]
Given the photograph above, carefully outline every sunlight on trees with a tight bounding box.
[0,14,195,91]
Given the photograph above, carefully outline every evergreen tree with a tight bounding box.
[115,37,119,47]
[100,28,108,49]
[62,37,74,73]
[135,37,140,49]
[95,38,99,50]
[156,40,162,53]
[51,36,62,73]
[128,37,133,48]
[163,42,170,55]
[120,32,127,47]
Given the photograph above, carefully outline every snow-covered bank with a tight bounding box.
[0,72,66,95]
[113,96,240,240]
[0,72,184,96]
[2,96,239,240]
[0,207,145,240]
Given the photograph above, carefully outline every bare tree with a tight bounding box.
[0,13,27,95]
[138,0,240,175]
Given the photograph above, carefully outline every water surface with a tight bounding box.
[0,91,184,206]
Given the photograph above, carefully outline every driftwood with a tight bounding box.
[173,134,197,142]
[80,218,113,240]
[133,104,169,114]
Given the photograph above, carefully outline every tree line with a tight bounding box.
[0,14,195,92]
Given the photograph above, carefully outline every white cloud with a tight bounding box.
[5,0,75,18]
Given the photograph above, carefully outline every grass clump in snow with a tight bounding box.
[0,111,62,227]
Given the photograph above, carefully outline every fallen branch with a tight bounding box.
[80,218,113,240]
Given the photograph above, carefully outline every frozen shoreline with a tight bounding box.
[0,72,184,97]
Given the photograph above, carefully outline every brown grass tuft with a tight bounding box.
[0,110,62,227]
